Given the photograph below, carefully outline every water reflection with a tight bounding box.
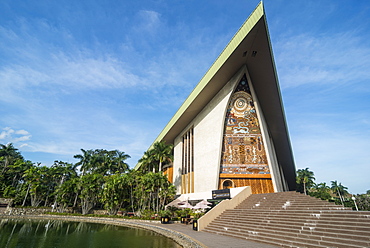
[0,219,180,248]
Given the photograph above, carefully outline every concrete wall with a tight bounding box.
[173,137,183,193]
[198,186,252,231]
[177,186,249,201]
[173,67,246,194]
[172,65,284,194]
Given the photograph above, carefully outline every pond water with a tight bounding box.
[0,218,181,248]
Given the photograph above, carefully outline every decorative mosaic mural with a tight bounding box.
[219,75,270,175]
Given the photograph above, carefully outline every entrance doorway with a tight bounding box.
[222,179,234,189]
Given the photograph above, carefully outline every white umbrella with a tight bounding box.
[193,200,211,209]
[198,199,212,205]
[165,198,182,209]
[178,201,193,209]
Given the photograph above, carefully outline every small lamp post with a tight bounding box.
[351,196,358,211]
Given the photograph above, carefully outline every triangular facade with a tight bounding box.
[136,2,296,194]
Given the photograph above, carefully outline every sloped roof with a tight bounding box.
[136,2,296,190]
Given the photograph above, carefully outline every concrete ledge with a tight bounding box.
[198,186,252,231]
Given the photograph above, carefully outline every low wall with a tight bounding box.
[3,207,109,216]
[5,207,54,215]
[197,186,252,231]
[0,198,13,205]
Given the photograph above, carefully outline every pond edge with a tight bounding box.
[0,214,205,248]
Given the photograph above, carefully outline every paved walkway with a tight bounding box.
[150,222,279,248]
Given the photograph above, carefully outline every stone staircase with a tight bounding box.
[203,191,370,248]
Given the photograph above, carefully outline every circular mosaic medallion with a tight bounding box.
[230,92,252,117]
[234,98,247,111]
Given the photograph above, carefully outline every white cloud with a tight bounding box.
[15,130,29,135]
[0,127,14,140]
[0,131,8,140]
[0,127,32,146]
[0,20,145,97]
[50,53,141,89]
[0,53,141,91]
[13,135,32,143]
[0,9,223,107]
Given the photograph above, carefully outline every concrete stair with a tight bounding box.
[203,191,370,248]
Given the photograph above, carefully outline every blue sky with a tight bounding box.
[1,1,369,194]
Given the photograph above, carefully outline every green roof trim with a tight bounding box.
[135,2,264,170]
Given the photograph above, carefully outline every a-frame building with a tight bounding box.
[136,2,296,195]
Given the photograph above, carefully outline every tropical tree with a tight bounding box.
[23,166,52,207]
[309,182,331,200]
[55,177,79,212]
[0,143,23,175]
[354,193,370,211]
[101,174,128,215]
[74,149,92,175]
[158,177,176,211]
[331,180,349,206]
[124,170,141,212]
[138,150,155,173]
[152,141,173,172]
[8,159,33,188]
[136,172,176,213]
[74,149,130,176]
[51,161,78,210]
[296,168,315,195]
[0,158,33,199]
[111,150,130,174]
[78,173,104,215]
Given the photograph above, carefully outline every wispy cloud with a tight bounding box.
[275,32,370,89]
[0,49,140,92]
[0,12,220,108]
[135,10,161,33]
[15,130,29,135]
[0,127,32,145]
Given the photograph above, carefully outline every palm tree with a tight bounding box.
[0,143,22,175]
[331,180,348,206]
[51,160,78,210]
[74,149,92,175]
[296,168,315,195]
[112,150,130,174]
[138,150,155,172]
[311,182,331,200]
[152,141,173,172]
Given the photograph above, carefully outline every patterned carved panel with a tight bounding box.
[219,75,271,176]
[219,178,274,194]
